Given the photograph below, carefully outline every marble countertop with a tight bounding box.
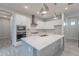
[21,34,64,51]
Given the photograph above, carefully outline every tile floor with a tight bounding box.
[0,39,79,56]
[61,39,79,56]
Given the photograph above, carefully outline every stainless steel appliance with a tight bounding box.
[17,25,26,41]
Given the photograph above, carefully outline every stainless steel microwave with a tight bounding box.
[17,25,26,30]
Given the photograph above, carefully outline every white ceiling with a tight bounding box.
[0,3,79,19]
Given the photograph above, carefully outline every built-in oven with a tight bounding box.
[16,25,26,42]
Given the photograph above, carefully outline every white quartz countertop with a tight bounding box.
[21,34,64,51]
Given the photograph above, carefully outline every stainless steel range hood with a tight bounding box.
[31,15,37,27]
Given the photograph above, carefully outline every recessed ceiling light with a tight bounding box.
[24,6,28,9]
[53,17,58,19]
[37,12,39,14]
[3,16,7,18]
[65,7,68,10]
[64,22,67,26]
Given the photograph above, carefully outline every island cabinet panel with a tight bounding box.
[21,41,33,56]
[34,39,61,56]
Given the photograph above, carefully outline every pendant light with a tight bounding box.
[38,3,49,15]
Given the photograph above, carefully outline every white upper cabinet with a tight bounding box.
[36,21,54,29]
[35,19,62,29]
[14,14,26,25]
[14,14,31,29]
[51,20,62,25]
[25,16,31,29]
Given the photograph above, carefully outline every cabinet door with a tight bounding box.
[36,20,55,29]
[14,14,31,29]
[15,14,27,26]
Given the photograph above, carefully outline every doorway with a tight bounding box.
[0,18,11,48]
[64,17,78,48]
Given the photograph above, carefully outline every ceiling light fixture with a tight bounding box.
[64,22,67,26]
[41,11,47,14]
[25,6,28,9]
[53,17,58,19]
[37,12,39,14]
[65,7,68,10]
[38,3,49,15]
[3,16,7,18]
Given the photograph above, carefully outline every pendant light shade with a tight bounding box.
[39,3,49,15]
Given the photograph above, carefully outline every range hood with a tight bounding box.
[31,15,37,27]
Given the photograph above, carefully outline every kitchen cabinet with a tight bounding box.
[49,19,62,25]
[14,14,31,29]
[11,14,31,46]
[35,20,54,29]
[15,14,26,25]
[35,19,62,29]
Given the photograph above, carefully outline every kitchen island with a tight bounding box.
[21,34,64,56]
